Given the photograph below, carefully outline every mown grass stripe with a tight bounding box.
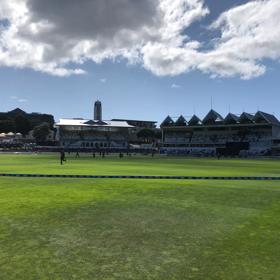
[0,173,280,180]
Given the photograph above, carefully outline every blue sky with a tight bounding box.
[0,0,279,124]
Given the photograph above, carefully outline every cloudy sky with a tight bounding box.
[0,0,280,122]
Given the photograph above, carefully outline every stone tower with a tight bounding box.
[94,100,102,121]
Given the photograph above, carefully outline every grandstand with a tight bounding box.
[160,110,280,156]
[55,100,135,149]
[55,100,158,150]
[55,118,133,149]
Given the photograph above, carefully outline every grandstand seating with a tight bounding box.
[161,110,280,156]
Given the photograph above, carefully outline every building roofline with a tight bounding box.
[111,118,157,123]
[55,118,134,128]
[161,110,279,127]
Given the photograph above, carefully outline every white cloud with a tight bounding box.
[0,0,280,79]
[171,83,181,89]
[203,0,280,79]
[100,78,107,83]
[0,0,208,76]
[18,98,28,103]
[10,95,28,103]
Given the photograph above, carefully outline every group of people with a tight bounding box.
[59,150,155,164]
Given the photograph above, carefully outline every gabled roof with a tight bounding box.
[253,111,280,125]
[84,120,108,125]
[188,115,202,126]
[224,113,239,124]
[239,112,254,123]
[55,119,133,128]
[175,115,187,126]
[203,110,224,124]
[160,110,280,128]
[84,120,96,125]
[160,115,174,127]
[94,120,108,125]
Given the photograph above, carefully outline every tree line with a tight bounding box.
[0,108,54,142]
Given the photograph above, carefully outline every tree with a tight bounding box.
[33,123,51,143]
[29,113,55,129]
[0,120,16,133]
[15,115,31,135]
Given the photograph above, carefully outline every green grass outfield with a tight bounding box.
[0,153,280,279]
